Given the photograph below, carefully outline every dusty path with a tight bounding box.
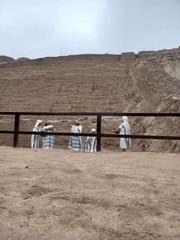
[0,147,179,240]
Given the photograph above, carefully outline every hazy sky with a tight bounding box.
[0,0,180,59]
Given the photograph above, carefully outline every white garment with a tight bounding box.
[69,124,82,150]
[71,124,82,133]
[119,116,131,149]
[31,126,41,149]
[86,136,97,152]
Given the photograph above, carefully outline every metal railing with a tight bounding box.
[0,112,180,151]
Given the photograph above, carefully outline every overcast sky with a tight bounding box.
[0,0,180,59]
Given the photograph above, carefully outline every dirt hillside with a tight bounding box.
[0,48,180,152]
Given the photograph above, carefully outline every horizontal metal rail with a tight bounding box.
[0,112,180,116]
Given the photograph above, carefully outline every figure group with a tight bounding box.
[68,120,97,152]
[31,116,131,152]
[31,119,97,152]
[31,120,55,150]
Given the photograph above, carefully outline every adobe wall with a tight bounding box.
[119,47,180,62]
[119,52,136,62]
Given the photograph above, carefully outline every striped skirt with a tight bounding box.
[69,136,82,150]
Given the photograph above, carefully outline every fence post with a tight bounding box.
[96,114,102,151]
[13,113,20,147]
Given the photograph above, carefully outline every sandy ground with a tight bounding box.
[0,147,179,240]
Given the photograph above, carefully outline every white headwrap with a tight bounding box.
[122,116,130,132]
[41,125,54,131]
[35,119,42,127]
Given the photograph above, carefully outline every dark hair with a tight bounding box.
[45,121,51,126]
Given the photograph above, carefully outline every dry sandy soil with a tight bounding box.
[0,147,179,240]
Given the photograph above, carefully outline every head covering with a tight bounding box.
[122,116,130,131]
[122,116,128,122]
[74,120,80,126]
[91,128,96,132]
[35,119,42,127]
[42,124,54,131]
[75,119,80,124]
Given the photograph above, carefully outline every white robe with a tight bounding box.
[69,125,82,150]
[31,126,41,149]
[86,136,97,152]
[119,122,131,149]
